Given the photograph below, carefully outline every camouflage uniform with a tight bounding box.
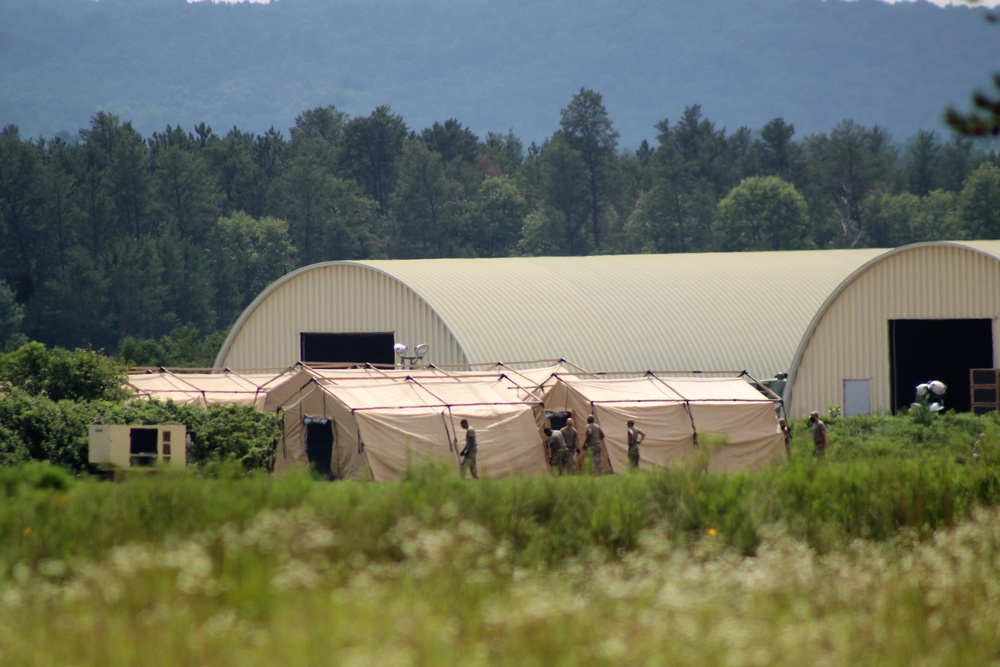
[545,429,566,470]
[810,415,827,459]
[585,420,604,475]
[560,424,578,473]
[627,423,644,469]
[461,426,478,479]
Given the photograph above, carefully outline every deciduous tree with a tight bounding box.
[212,212,296,324]
[468,175,527,257]
[715,176,809,251]
[959,162,1000,238]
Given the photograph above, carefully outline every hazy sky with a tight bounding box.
[191,0,1000,5]
[881,0,1000,5]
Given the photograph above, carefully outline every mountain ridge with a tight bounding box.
[1,0,995,146]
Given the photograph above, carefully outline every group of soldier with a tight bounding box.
[543,416,645,475]
[462,414,647,479]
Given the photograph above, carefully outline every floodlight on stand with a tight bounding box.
[414,343,429,360]
[929,380,946,396]
[394,343,408,359]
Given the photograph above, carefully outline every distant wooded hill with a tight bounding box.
[1,0,996,147]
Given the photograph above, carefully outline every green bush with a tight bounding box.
[0,342,128,402]
[118,324,229,368]
[0,391,281,475]
[0,461,73,496]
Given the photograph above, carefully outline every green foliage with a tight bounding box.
[118,324,228,369]
[803,120,900,247]
[1,445,1000,571]
[0,391,281,476]
[4,425,1000,666]
[0,461,73,495]
[213,212,296,318]
[0,342,128,402]
[715,176,810,251]
[959,162,1000,238]
[946,71,1000,137]
[0,389,91,472]
[389,140,467,257]
[90,399,282,471]
[468,176,527,257]
[1,67,999,357]
[178,403,282,470]
[558,87,619,252]
[0,281,25,351]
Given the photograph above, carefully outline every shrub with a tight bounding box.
[0,461,73,495]
[0,342,128,402]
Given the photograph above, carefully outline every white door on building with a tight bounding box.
[843,379,871,417]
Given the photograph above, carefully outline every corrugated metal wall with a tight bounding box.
[221,264,467,370]
[216,251,884,376]
[216,243,999,411]
[787,242,1000,418]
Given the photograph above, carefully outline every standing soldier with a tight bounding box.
[779,418,792,458]
[626,419,645,470]
[459,418,478,479]
[560,417,579,473]
[584,415,605,475]
[544,427,569,475]
[809,411,828,459]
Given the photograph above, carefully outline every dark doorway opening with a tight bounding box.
[300,332,395,365]
[546,410,572,430]
[129,428,158,467]
[305,418,334,480]
[889,319,993,414]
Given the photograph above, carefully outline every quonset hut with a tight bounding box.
[214,241,1000,418]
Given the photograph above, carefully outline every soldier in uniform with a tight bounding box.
[626,419,645,470]
[809,411,828,459]
[561,417,579,474]
[584,415,605,475]
[544,427,569,474]
[459,418,478,479]
[778,418,792,458]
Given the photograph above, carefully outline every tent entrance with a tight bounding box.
[304,418,334,480]
[889,318,993,414]
[545,410,572,430]
[300,332,395,365]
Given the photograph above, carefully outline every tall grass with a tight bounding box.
[4,449,1000,569]
[4,470,1000,665]
[2,412,1000,665]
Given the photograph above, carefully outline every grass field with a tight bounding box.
[1,413,999,666]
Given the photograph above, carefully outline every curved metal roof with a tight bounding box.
[216,248,888,379]
[784,240,1000,415]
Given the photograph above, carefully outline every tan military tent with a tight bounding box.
[258,361,564,413]
[540,373,785,472]
[270,367,555,480]
[126,368,299,409]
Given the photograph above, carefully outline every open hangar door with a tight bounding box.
[890,319,994,414]
[300,332,395,365]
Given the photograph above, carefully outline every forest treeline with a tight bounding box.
[2,90,1000,364]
